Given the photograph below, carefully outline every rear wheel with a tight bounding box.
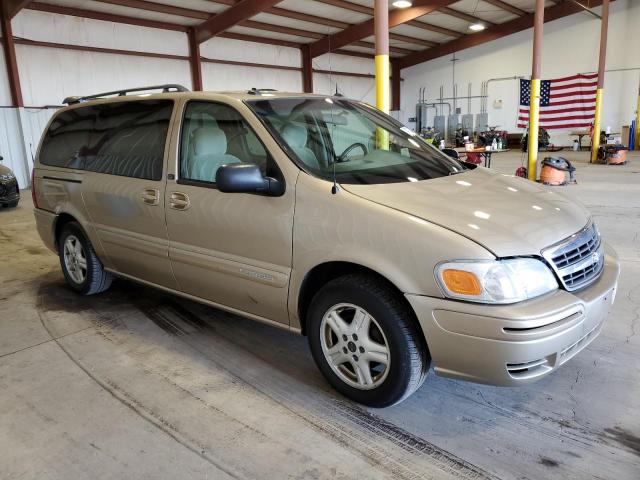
[307,274,429,407]
[5,200,18,208]
[58,222,112,295]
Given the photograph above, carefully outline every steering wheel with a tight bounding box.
[337,142,368,163]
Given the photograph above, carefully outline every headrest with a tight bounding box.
[192,128,227,156]
[282,124,308,149]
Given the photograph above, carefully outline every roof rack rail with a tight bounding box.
[63,84,190,105]
[247,88,278,95]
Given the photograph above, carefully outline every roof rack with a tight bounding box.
[247,88,278,95]
[63,84,190,105]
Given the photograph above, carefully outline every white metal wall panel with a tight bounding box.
[200,37,301,68]
[13,10,190,56]
[0,108,54,188]
[314,54,374,76]
[202,62,301,93]
[313,73,376,105]
[17,45,192,107]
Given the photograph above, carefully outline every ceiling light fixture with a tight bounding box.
[469,23,486,32]
[392,1,413,8]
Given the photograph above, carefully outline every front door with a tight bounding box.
[165,100,295,324]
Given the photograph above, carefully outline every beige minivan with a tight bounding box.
[33,85,619,407]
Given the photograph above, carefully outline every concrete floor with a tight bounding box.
[1,150,639,480]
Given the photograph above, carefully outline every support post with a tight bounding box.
[636,78,640,150]
[188,27,203,92]
[301,45,313,93]
[391,60,400,112]
[591,0,609,163]
[374,0,390,114]
[527,0,544,181]
[0,7,23,107]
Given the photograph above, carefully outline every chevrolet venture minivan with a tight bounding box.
[33,85,620,407]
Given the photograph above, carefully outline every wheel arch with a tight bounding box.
[53,212,81,248]
[296,261,425,343]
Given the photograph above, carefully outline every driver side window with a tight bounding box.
[180,102,267,184]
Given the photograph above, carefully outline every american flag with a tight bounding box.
[517,73,598,130]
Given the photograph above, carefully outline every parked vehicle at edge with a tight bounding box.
[0,156,20,208]
[32,85,620,407]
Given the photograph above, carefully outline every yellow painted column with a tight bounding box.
[374,0,389,150]
[527,79,540,181]
[527,0,544,181]
[375,54,390,149]
[591,89,604,163]
[591,0,609,163]
[375,54,390,114]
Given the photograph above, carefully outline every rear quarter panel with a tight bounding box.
[33,108,111,267]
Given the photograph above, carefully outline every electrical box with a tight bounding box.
[447,114,459,145]
[461,114,474,137]
[434,116,446,141]
[475,113,489,135]
[415,104,429,133]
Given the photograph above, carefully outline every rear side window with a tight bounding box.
[39,100,173,181]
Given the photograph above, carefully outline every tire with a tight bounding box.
[7,201,18,208]
[307,274,429,407]
[58,221,112,295]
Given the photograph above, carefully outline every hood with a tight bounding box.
[342,168,589,258]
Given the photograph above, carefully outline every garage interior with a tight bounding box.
[1,1,639,479]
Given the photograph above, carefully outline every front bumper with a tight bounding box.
[0,180,20,205]
[406,243,620,386]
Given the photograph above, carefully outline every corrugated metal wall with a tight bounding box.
[0,108,55,188]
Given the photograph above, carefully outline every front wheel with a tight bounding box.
[307,274,429,407]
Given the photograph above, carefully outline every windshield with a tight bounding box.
[246,97,466,185]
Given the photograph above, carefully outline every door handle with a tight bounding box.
[170,192,191,211]
[141,188,159,206]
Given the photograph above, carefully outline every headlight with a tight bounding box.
[435,258,558,304]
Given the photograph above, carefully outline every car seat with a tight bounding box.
[190,127,241,182]
[282,124,320,170]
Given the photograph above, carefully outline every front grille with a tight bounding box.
[542,222,604,292]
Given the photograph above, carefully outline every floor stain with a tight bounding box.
[539,456,560,467]
[603,427,640,457]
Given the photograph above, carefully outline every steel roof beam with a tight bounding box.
[195,0,282,43]
[398,0,613,69]
[308,0,457,58]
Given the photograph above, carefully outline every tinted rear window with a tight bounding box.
[39,100,173,181]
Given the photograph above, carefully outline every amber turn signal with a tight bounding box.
[441,269,482,296]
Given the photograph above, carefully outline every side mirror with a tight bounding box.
[216,163,284,197]
[0,156,3,161]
